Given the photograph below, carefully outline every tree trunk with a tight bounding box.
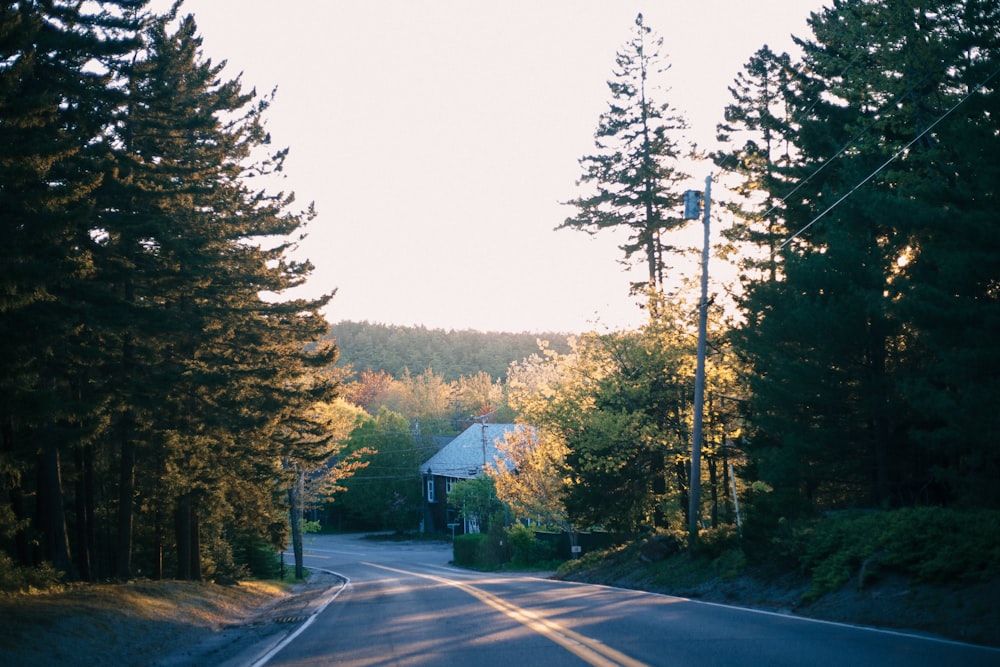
[709,454,719,529]
[153,510,163,580]
[722,446,733,524]
[115,298,138,579]
[651,449,667,528]
[175,494,191,580]
[36,443,75,578]
[73,444,94,581]
[115,420,136,579]
[289,472,304,579]
[675,460,689,529]
[174,494,202,580]
[189,501,201,581]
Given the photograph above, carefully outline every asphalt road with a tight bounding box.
[259,533,999,667]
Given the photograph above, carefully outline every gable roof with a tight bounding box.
[420,423,520,479]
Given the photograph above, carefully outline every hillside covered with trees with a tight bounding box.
[326,321,571,382]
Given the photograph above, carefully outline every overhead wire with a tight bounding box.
[705,9,998,254]
[777,62,1000,250]
[710,11,892,205]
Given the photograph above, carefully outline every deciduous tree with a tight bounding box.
[487,425,569,531]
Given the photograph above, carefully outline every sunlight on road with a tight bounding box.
[364,562,649,667]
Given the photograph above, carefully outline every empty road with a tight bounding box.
[259,533,998,666]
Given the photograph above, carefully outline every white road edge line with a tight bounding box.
[249,567,351,667]
[250,560,999,660]
[560,579,1000,652]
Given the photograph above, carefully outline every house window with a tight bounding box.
[427,478,435,503]
[446,478,454,494]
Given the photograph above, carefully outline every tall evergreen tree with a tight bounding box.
[107,13,339,579]
[714,45,798,282]
[560,13,691,295]
[729,0,1000,514]
[0,3,349,584]
[890,0,1000,507]
[0,0,147,578]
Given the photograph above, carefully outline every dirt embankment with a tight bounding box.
[0,574,338,667]
[560,563,1000,648]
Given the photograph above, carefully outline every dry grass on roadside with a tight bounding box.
[0,579,291,667]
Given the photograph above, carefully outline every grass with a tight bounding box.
[0,577,295,664]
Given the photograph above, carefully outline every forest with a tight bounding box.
[326,320,571,382]
[0,2,355,584]
[2,0,999,592]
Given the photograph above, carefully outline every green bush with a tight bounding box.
[453,533,501,570]
[232,534,281,579]
[790,508,1000,600]
[453,533,478,566]
[695,524,740,559]
[0,553,62,593]
[505,524,556,568]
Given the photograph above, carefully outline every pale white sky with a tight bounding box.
[155,1,827,333]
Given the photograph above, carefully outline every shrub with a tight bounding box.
[0,553,62,593]
[232,534,282,579]
[791,508,1000,600]
[505,524,556,568]
[453,533,499,569]
[695,525,740,559]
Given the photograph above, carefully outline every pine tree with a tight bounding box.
[0,3,349,583]
[713,45,798,282]
[560,13,691,295]
[0,0,147,578]
[107,13,338,579]
[891,0,1000,506]
[731,0,1000,513]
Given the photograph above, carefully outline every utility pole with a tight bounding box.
[688,174,712,545]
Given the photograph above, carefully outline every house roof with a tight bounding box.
[420,423,520,479]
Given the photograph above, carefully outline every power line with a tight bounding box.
[778,64,1000,250]
[718,65,943,229]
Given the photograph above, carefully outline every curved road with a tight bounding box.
[260,533,998,667]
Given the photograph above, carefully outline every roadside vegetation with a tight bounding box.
[558,508,1000,596]
[2,2,997,658]
[553,509,1000,647]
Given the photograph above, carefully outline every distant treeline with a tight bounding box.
[326,321,572,382]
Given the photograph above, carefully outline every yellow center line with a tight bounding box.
[363,562,648,667]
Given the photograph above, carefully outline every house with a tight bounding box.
[420,422,520,534]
